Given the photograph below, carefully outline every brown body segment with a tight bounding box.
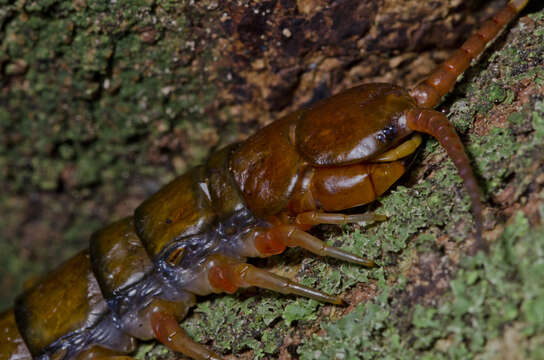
[14,251,105,356]
[229,110,305,217]
[205,144,247,218]
[89,218,153,301]
[296,84,415,166]
[0,1,531,359]
[13,251,136,359]
[134,166,216,258]
[310,161,406,212]
[0,310,31,360]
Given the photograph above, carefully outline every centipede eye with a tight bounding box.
[166,247,185,267]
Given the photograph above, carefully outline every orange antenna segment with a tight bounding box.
[410,0,529,108]
[405,109,484,248]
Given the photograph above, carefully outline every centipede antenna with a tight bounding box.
[410,0,530,108]
[405,109,484,249]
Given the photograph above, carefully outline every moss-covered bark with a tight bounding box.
[1,0,543,359]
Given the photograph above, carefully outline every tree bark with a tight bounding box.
[1,0,543,358]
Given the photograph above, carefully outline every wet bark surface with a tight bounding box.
[1,0,544,359]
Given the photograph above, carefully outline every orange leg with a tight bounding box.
[294,211,387,227]
[151,311,223,360]
[205,254,344,305]
[75,346,136,360]
[148,299,223,360]
[254,226,375,267]
[206,255,344,305]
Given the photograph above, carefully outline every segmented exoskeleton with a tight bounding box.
[0,1,530,359]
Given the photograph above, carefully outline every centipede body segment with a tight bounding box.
[0,1,530,359]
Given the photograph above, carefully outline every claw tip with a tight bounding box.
[335,297,348,307]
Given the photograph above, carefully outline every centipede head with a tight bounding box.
[295,83,417,166]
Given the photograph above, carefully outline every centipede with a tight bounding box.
[0,0,531,359]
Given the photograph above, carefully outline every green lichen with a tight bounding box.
[298,214,544,360]
[298,273,410,360]
[134,7,544,359]
[0,0,224,309]
[486,83,507,104]
[447,99,477,133]
[291,10,544,359]
[468,126,519,194]
[0,2,543,360]
[533,100,544,140]
[181,296,289,357]
[0,0,219,194]
[283,299,320,326]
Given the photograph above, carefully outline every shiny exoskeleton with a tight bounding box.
[0,1,530,359]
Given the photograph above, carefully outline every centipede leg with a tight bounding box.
[204,255,344,304]
[254,225,375,267]
[294,211,387,227]
[150,310,224,360]
[75,346,136,360]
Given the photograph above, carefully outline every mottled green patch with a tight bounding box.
[447,99,477,133]
[181,296,289,357]
[0,3,543,360]
[468,127,519,194]
[459,10,544,120]
[468,97,544,198]
[0,0,220,194]
[283,299,320,326]
[134,344,155,360]
[299,214,544,360]
[298,273,413,360]
[0,0,224,308]
[486,83,507,104]
[533,101,544,140]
